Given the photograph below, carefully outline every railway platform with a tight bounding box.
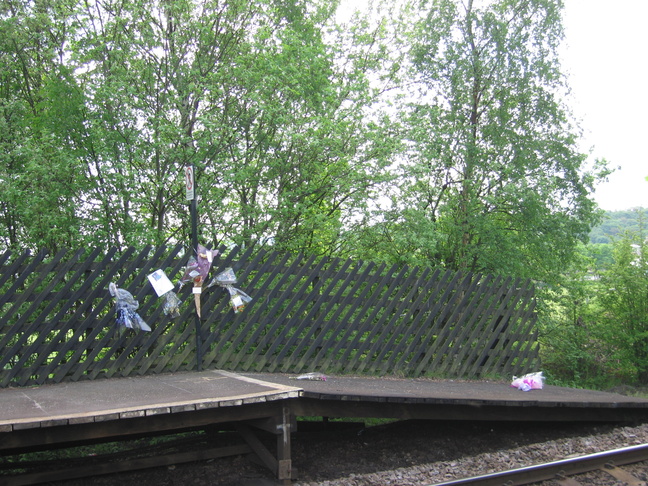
[2,370,648,484]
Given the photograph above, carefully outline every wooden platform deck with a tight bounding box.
[244,373,648,423]
[0,370,300,433]
[1,371,302,484]
[3,370,648,484]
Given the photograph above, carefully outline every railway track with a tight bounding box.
[433,443,648,486]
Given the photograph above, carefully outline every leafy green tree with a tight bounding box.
[0,0,401,254]
[69,0,285,247]
[597,222,648,383]
[197,1,401,256]
[540,215,648,389]
[536,243,612,388]
[365,0,610,283]
[0,0,87,251]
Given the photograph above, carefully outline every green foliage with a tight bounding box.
[540,215,648,389]
[0,0,400,254]
[354,0,609,285]
[581,242,614,273]
[598,225,648,381]
[589,208,647,244]
[0,0,87,251]
[0,0,617,300]
[0,0,606,288]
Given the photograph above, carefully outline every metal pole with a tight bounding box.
[189,165,202,371]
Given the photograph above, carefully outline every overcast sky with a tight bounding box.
[562,0,648,211]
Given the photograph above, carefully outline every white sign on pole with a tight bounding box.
[185,166,195,201]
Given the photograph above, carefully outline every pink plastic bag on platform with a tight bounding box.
[510,371,544,391]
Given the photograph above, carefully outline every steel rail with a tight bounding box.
[430,443,648,486]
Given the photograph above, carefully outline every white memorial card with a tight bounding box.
[148,269,175,297]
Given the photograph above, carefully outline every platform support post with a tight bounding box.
[236,405,294,483]
[276,405,292,482]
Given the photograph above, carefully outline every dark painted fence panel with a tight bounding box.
[0,245,539,387]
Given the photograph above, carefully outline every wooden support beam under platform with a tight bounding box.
[292,396,648,424]
[1,405,296,485]
[236,405,294,483]
[2,443,253,486]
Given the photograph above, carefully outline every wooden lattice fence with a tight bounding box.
[0,245,539,388]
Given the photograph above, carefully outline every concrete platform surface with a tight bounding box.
[0,370,301,430]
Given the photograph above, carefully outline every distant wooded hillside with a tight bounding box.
[590,208,646,244]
